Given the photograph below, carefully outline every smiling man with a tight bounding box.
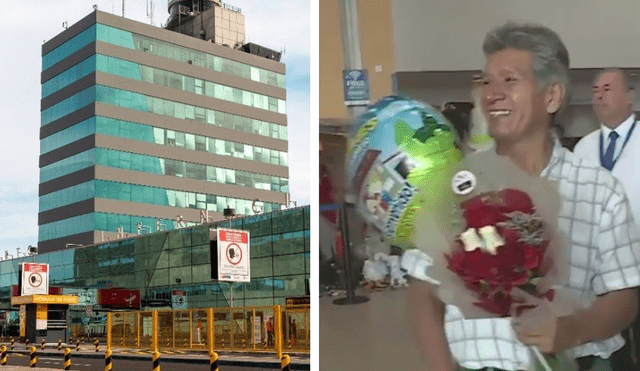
[410,23,640,371]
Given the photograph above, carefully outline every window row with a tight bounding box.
[41,85,287,148]
[92,180,281,214]
[42,25,96,70]
[43,54,286,116]
[95,148,288,192]
[40,177,283,218]
[41,132,286,185]
[43,24,285,90]
[96,23,285,88]
[42,55,96,98]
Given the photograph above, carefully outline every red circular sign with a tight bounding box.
[225,243,242,265]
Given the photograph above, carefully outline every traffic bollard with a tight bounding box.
[63,348,71,370]
[152,351,161,371]
[1,345,7,365]
[25,338,29,350]
[29,346,37,368]
[81,336,85,345]
[210,351,219,371]
[41,338,45,350]
[76,339,80,351]
[105,349,112,371]
[242,338,246,349]
[57,339,62,351]
[95,338,100,352]
[9,338,13,351]
[221,339,224,349]
[281,354,291,371]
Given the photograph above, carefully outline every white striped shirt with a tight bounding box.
[445,139,640,370]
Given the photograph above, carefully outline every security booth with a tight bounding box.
[11,294,78,343]
[11,263,79,343]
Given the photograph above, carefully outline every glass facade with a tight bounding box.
[40,178,281,215]
[41,85,289,145]
[41,131,287,183]
[5,207,310,310]
[43,54,286,114]
[39,17,290,251]
[95,24,285,88]
[42,23,285,89]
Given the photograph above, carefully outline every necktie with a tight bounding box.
[602,131,619,171]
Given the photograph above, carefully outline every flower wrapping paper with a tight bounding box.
[413,149,586,320]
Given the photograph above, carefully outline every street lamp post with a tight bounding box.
[223,207,235,308]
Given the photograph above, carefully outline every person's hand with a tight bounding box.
[512,311,580,353]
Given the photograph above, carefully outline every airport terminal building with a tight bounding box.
[1,206,310,335]
[39,3,289,252]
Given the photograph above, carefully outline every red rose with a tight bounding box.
[474,291,513,317]
[498,189,535,214]
[464,204,508,228]
[522,244,542,271]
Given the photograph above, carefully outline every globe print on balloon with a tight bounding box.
[346,96,464,249]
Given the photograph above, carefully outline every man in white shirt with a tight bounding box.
[573,69,640,228]
[573,68,640,370]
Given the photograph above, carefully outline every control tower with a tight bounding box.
[165,0,245,48]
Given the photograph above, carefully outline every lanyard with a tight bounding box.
[599,120,637,171]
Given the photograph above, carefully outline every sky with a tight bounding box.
[0,0,311,256]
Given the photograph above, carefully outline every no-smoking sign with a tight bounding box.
[226,243,242,265]
[28,272,43,287]
[215,228,250,282]
[20,263,49,296]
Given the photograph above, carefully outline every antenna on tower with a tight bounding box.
[146,0,155,26]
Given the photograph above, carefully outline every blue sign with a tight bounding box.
[343,69,370,105]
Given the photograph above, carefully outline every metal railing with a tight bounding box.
[107,305,310,357]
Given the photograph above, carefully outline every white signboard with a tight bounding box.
[216,228,250,282]
[254,316,262,344]
[21,263,49,296]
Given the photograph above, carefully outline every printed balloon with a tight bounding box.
[346,96,464,249]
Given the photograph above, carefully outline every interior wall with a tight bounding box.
[391,0,640,72]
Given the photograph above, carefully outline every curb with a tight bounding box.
[5,349,311,370]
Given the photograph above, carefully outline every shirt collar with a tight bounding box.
[539,135,563,178]
[601,113,636,139]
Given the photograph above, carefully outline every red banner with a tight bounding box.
[98,289,141,309]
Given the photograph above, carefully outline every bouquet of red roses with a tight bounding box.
[446,188,555,317]
[413,150,585,371]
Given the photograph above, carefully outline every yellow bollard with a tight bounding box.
[95,338,100,352]
[105,349,113,371]
[25,338,29,350]
[281,354,291,371]
[210,351,219,371]
[63,348,71,370]
[242,337,246,349]
[41,338,45,350]
[29,346,37,368]
[10,338,13,351]
[57,339,62,351]
[1,345,7,365]
[152,351,161,371]
[76,339,80,351]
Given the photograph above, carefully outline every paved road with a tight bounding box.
[2,353,282,370]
